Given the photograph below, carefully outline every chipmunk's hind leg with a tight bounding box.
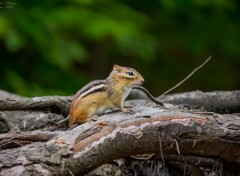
[68,104,89,127]
[88,115,98,122]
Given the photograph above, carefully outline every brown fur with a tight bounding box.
[68,65,144,127]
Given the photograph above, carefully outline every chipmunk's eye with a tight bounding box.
[127,71,134,76]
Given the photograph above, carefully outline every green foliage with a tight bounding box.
[0,0,239,96]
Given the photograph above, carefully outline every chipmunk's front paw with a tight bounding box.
[122,107,134,114]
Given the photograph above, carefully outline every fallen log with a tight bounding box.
[0,90,239,175]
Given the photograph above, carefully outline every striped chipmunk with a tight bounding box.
[68,65,145,128]
[68,57,211,128]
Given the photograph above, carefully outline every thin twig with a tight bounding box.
[66,168,75,176]
[159,56,211,97]
[158,132,165,170]
[132,86,164,106]
[183,157,186,176]
[174,139,181,155]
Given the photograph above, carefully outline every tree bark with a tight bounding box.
[0,90,240,175]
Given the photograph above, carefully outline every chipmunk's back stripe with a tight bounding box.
[75,83,108,101]
[81,85,107,99]
[73,80,105,100]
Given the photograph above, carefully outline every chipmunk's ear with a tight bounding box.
[113,65,121,71]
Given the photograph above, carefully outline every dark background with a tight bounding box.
[0,0,239,97]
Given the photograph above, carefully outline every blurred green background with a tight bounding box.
[0,0,239,97]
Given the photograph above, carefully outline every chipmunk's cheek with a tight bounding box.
[134,80,143,86]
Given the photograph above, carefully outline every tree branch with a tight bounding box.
[159,90,240,113]
[0,96,72,115]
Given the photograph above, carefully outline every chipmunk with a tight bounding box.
[68,65,145,128]
[68,56,211,128]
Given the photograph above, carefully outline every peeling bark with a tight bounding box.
[0,90,240,175]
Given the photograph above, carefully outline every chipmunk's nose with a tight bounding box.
[139,77,144,85]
